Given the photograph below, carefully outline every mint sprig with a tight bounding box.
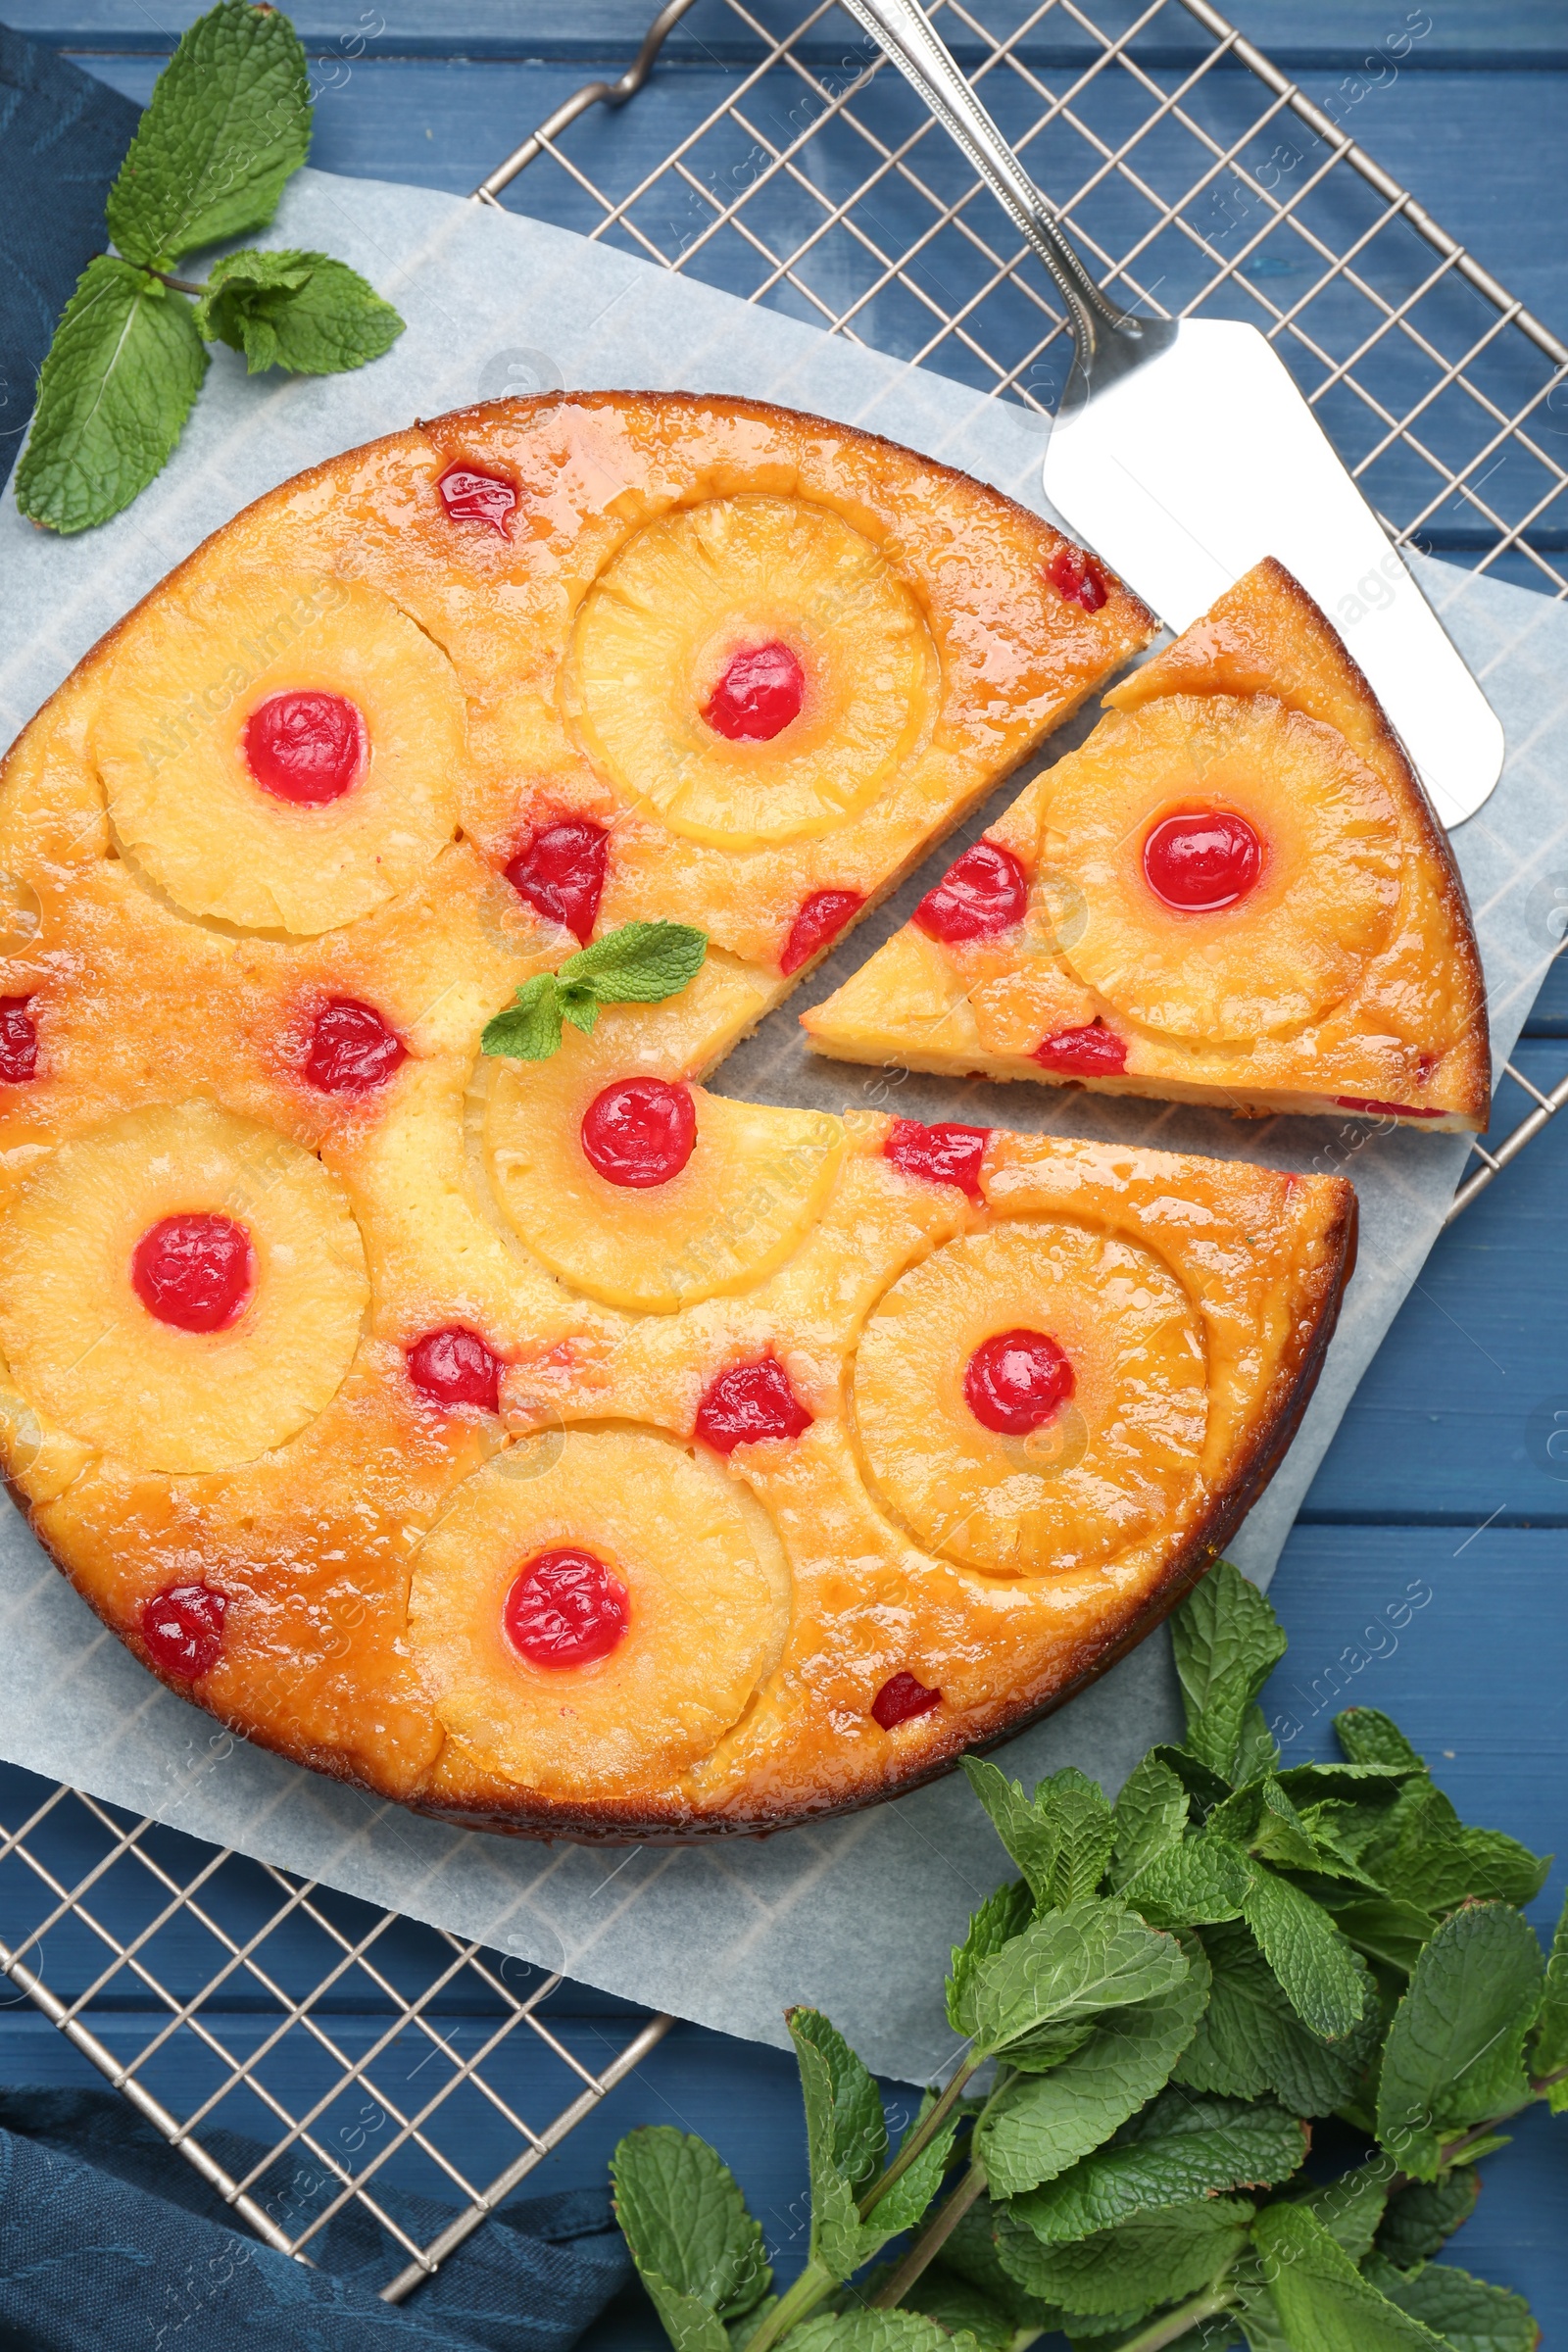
[16,1,405,534]
[482,922,709,1061]
[611,1562,1565,2352]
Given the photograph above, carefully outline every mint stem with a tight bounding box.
[1110,2285,1240,2352]
[742,2258,837,2352]
[860,2054,981,2218]
[869,2160,987,2308]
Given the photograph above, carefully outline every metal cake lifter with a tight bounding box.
[839,0,1504,828]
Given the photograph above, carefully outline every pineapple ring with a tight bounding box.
[407,1426,790,1796]
[851,1219,1207,1577]
[563,495,936,847]
[0,1102,368,1475]
[483,991,844,1313]
[92,571,466,936]
[1045,694,1401,1043]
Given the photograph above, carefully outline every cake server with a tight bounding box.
[838,0,1503,827]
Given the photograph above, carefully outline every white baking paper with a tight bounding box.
[2,173,1566,2082]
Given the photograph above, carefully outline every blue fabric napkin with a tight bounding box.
[0,2086,634,2350]
[0,23,139,489]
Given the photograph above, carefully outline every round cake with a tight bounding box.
[0,392,1354,1838]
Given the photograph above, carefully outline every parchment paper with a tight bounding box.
[2,172,1565,2082]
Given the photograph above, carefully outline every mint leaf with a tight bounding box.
[1109,1755,1190,1889]
[1377,1902,1544,2179]
[963,1761,1116,1912]
[976,1945,1210,2196]
[106,0,311,267]
[784,2312,980,2352]
[612,2127,771,2352]
[939,2197,1069,2332]
[1009,2089,1305,2244]
[948,1880,1034,2037]
[1175,1922,1378,2116]
[1297,2161,1391,2262]
[1234,1703,1281,1788]
[865,2092,963,2239]
[1531,1885,1568,2109]
[483,973,564,1060]
[897,2265,1021,2352]
[998,2196,1254,2318]
[788,2009,903,2280]
[1241,1864,1368,2042]
[1362,2256,1538,2352]
[1315,1892,1441,1977]
[1171,1561,1288,1782]
[1375,2171,1481,2270]
[1334,1708,1426,1771]
[564,920,709,1003]
[1117,1828,1253,1931]
[1356,1779,1548,1919]
[14,258,207,535]
[966,1900,1191,2067]
[1253,2205,1449,2351]
[195,249,405,374]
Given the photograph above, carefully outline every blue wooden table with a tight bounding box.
[3,3,1567,2344]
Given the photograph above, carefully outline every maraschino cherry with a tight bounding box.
[1048,544,1109,612]
[580,1078,697,1188]
[437,463,517,534]
[1034,1021,1127,1077]
[912,840,1028,943]
[0,999,36,1084]
[504,1547,628,1668]
[884,1118,989,1200]
[695,1355,811,1453]
[141,1583,228,1680]
[1143,809,1262,912]
[244,692,365,806]
[872,1671,942,1729]
[132,1215,254,1333]
[306,999,408,1095]
[408,1327,502,1411]
[506,819,609,945]
[780,890,863,977]
[964,1328,1074,1436]
[703,642,805,742]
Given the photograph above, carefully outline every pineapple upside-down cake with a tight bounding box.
[0,393,1368,1838]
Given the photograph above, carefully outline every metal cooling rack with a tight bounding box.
[4,0,1567,2306]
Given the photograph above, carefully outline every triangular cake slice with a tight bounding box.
[804,559,1490,1131]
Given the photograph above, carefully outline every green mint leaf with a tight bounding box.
[612,2127,772,2352]
[1296,2160,1392,2262]
[15,258,208,535]
[938,2196,1069,2332]
[863,2090,962,2239]
[783,2312,979,2352]
[1253,2205,1449,2352]
[1374,2171,1481,2271]
[1358,1777,1550,1918]
[966,1899,1190,2067]
[482,973,564,1060]
[106,0,311,267]
[976,1943,1210,2197]
[1376,1901,1544,2179]
[1109,1755,1190,1889]
[788,2008,889,2280]
[1008,2087,1306,2245]
[947,1879,1034,2038]
[1334,1708,1426,1771]
[1171,1561,1289,1783]
[1360,2255,1539,2352]
[896,2263,1030,2352]
[1233,1702,1281,1788]
[194,249,405,375]
[1150,1743,1237,1821]
[1531,1884,1568,2108]
[1117,1827,1253,1932]
[997,2196,1254,2319]
[1175,1922,1379,2116]
[962,1761,1115,1912]
[562,920,709,1004]
[1274,1761,1415,1808]
[1241,1864,1369,2042]
[558,981,602,1038]
[1316,1892,1441,1977]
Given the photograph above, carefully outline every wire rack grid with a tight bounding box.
[3,0,1567,2310]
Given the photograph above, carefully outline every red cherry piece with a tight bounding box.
[504,1547,629,1669]
[437,463,517,534]
[506,819,609,946]
[141,1582,228,1680]
[408,1327,502,1411]
[131,1214,254,1334]
[580,1077,697,1189]
[1048,543,1109,612]
[703,641,805,742]
[1143,809,1263,912]
[0,998,36,1084]
[964,1328,1074,1437]
[695,1355,812,1455]
[1034,1021,1128,1077]
[912,840,1028,944]
[780,889,864,978]
[244,691,365,807]
[872,1671,942,1730]
[306,999,407,1095]
[884,1118,989,1200]
[1335,1097,1446,1119]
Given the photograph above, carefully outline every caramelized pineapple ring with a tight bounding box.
[851,1219,1206,1576]
[92,571,466,935]
[484,986,844,1314]
[564,495,935,847]
[0,1102,368,1474]
[1047,694,1400,1043]
[407,1426,789,1795]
